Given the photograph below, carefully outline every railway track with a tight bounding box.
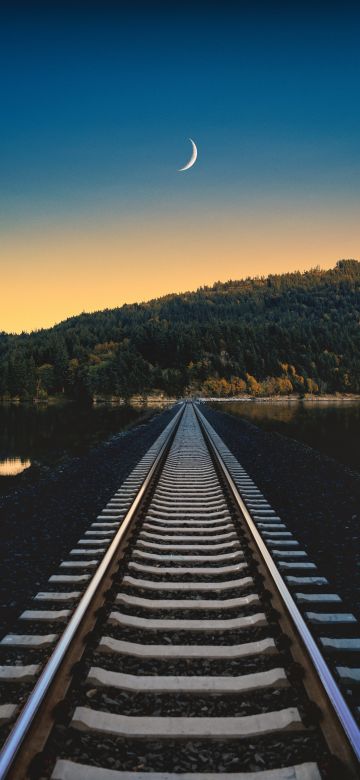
[0,401,359,779]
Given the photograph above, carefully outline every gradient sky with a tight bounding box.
[1,1,360,333]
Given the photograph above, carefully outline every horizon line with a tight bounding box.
[3,259,356,337]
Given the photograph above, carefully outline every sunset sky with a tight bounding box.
[1,2,360,333]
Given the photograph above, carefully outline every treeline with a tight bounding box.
[1,259,360,402]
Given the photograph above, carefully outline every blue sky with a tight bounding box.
[1,2,360,331]
[1,2,360,216]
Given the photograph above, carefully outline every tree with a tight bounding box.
[36,363,55,396]
[245,374,261,396]
[0,259,359,399]
[7,349,36,398]
[51,336,68,392]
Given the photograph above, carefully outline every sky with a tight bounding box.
[1,1,360,333]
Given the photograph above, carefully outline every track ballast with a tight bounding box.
[0,402,359,780]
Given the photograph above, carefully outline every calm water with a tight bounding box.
[212,400,360,472]
[0,402,161,490]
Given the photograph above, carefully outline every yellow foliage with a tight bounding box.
[245,374,261,396]
[94,341,118,355]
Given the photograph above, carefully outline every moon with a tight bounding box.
[178,138,198,171]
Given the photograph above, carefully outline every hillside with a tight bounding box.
[1,259,360,401]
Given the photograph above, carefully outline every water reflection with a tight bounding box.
[211,400,360,472]
[0,402,161,488]
[0,458,31,476]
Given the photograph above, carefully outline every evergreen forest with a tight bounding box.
[1,259,360,402]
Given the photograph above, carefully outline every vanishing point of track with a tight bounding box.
[0,402,359,779]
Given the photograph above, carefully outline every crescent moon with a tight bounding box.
[178,138,198,171]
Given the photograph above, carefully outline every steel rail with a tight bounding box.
[194,402,360,769]
[0,403,185,780]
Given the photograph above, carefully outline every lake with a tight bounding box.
[2,399,360,490]
[210,400,360,473]
[0,402,162,491]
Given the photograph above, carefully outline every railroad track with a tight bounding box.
[0,401,359,779]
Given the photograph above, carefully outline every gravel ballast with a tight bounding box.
[0,406,177,638]
[201,403,360,622]
[2,399,359,638]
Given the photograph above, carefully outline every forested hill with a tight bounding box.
[1,259,360,401]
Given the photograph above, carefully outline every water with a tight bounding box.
[2,399,360,488]
[0,402,161,491]
[211,400,360,472]
[0,458,31,476]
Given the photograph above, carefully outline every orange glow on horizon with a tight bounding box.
[1,207,359,333]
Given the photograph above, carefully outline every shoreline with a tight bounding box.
[2,392,360,407]
[0,395,177,408]
[199,393,360,403]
